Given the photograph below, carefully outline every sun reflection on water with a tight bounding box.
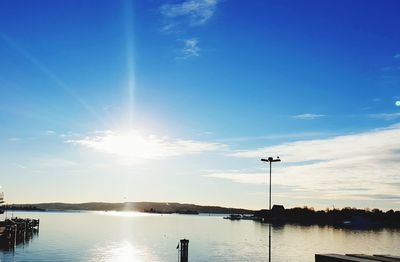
[94,211,158,218]
[89,241,160,262]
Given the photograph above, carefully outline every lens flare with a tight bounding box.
[124,0,136,129]
[0,32,105,126]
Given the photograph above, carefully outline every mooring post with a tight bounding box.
[180,239,189,262]
[13,224,17,247]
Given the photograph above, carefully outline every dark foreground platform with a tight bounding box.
[315,254,400,262]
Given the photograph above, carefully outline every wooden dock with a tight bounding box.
[0,218,39,249]
[316,254,400,262]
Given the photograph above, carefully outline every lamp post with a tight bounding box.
[261,157,281,210]
[261,156,281,262]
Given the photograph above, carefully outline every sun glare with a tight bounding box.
[89,241,160,262]
[96,211,156,217]
[67,130,224,161]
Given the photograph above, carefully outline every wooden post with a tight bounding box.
[180,239,189,262]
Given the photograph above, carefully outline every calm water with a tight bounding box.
[1,211,399,261]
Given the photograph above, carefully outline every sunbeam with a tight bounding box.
[124,0,136,129]
[0,32,106,126]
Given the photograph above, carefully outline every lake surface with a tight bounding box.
[1,211,399,261]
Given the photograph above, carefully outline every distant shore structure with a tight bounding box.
[0,191,40,249]
[315,254,400,261]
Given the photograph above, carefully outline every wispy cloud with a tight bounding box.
[180,38,200,58]
[369,112,400,120]
[59,131,80,138]
[198,131,213,136]
[206,172,268,185]
[160,0,220,59]
[8,137,21,142]
[210,124,400,202]
[35,158,80,169]
[218,131,329,143]
[379,53,400,87]
[371,98,381,102]
[66,130,226,160]
[160,0,219,29]
[230,124,400,161]
[45,130,56,135]
[292,113,325,120]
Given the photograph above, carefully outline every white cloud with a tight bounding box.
[394,53,400,59]
[8,137,21,141]
[180,38,200,58]
[292,113,325,120]
[369,112,400,120]
[45,130,56,135]
[218,131,329,143]
[210,124,400,201]
[198,131,213,136]
[160,0,219,27]
[230,124,400,161]
[59,131,80,138]
[66,130,225,160]
[160,1,219,59]
[206,172,268,185]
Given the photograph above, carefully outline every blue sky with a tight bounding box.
[0,0,400,210]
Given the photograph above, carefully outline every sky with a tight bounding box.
[0,0,400,210]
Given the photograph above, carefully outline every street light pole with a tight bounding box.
[269,160,271,210]
[261,156,281,262]
[261,157,281,211]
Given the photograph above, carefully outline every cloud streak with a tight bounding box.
[369,112,400,121]
[292,113,326,120]
[180,38,200,58]
[159,0,220,59]
[230,124,400,162]
[66,130,226,160]
[160,0,219,29]
[208,124,400,202]
[218,131,329,143]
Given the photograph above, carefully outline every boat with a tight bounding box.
[223,214,242,220]
[241,214,255,220]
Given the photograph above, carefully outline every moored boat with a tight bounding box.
[223,214,242,220]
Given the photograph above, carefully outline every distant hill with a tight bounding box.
[4,202,255,215]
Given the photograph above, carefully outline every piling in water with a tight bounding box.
[179,239,189,262]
